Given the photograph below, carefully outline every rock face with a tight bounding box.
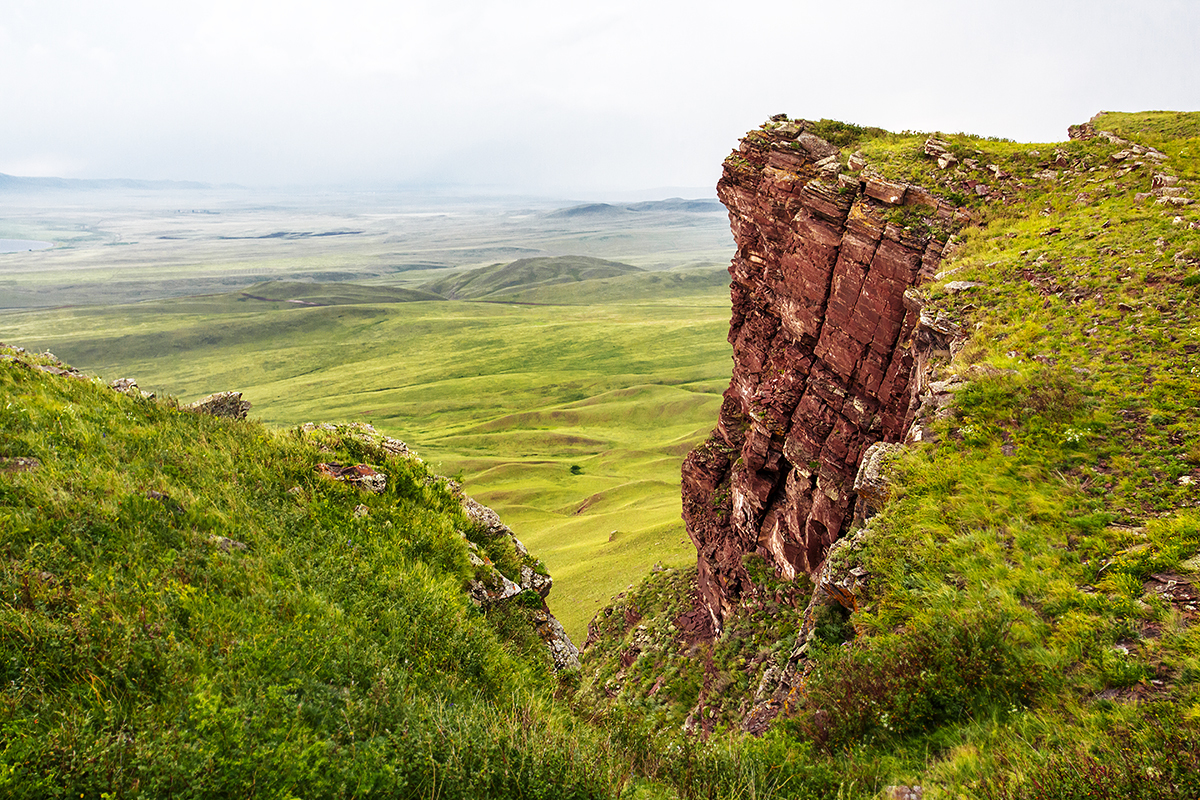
[681,118,956,633]
[459,490,579,671]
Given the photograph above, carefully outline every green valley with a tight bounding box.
[1,245,737,640]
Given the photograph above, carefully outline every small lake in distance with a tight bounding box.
[0,239,53,253]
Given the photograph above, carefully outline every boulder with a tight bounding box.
[316,462,387,493]
[210,535,248,552]
[185,391,251,419]
[110,377,155,399]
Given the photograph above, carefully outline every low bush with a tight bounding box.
[797,611,1042,751]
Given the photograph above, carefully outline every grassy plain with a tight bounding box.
[0,196,736,639]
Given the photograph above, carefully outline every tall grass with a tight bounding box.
[0,347,631,797]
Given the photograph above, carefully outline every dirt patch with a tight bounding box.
[0,457,41,473]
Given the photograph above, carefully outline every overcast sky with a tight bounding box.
[2,0,1197,195]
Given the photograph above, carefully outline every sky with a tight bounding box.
[2,0,1198,196]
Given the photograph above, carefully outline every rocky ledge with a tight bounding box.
[298,421,580,672]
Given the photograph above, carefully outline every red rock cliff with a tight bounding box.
[682,117,957,632]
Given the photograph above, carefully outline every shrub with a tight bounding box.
[797,610,1042,750]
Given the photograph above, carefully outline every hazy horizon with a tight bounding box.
[0,172,721,203]
[3,0,1198,194]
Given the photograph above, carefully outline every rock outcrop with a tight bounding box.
[681,117,960,634]
[109,377,155,399]
[185,391,252,419]
[316,461,388,493]
[459,489,578,670]
[294,420,578,670]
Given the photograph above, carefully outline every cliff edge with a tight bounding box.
[682,117,963,634]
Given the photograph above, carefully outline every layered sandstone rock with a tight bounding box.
[682,117,958,633]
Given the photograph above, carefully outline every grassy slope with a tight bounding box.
[0,346,637,798]
[576,113,1200,798]
[0,286,733,639]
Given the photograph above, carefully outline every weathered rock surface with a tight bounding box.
[109,377,155,399]
[532,610,581,672]
[459,489,578,670]
[851,441,904,525]
[316,462,387,493]
[185,391,252,419]
[681,117,958,634]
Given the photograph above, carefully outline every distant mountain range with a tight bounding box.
[0,175,723,214]
[545,198,724,218]
[0,172,220,191]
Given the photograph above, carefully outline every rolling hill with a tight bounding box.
[421,255,644,300]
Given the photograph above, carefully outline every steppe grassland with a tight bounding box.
[4,292,732,638]
[0,197,736,638]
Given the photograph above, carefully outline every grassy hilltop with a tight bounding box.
[420,255,644,300]
[574,111,1200,796]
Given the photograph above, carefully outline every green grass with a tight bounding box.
[1095,110,1200,180]
[0,345,639,798]
[0,287,734,639]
